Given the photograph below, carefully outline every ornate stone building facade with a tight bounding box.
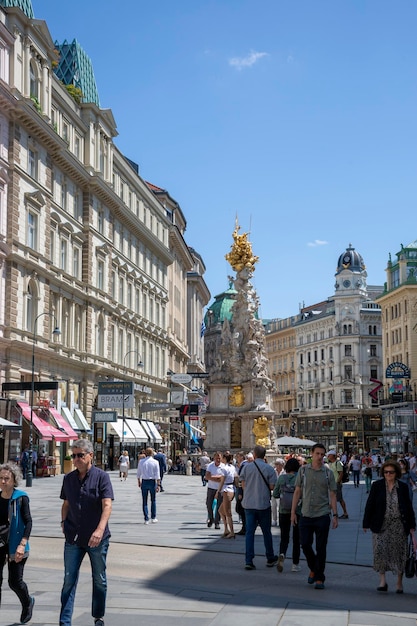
[377,240,417,454]
[266,246,384,454]
[0,1,209,466]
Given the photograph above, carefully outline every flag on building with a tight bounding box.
[200,320,206,338]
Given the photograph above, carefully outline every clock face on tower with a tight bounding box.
[343,279,351,288]
[343,254,351,264]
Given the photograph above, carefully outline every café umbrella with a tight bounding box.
[275,436,317,448]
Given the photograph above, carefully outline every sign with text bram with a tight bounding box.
[385,362,411,379]
[92,410,117,423]
[97,381,134,409]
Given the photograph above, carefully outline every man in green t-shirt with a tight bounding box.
[327,451,349,519]
[291,443,338,590]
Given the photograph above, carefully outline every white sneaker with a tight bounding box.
[151,518,158,523]
[292,564,301,572]
[271,521,277,527]
[144,520,149,525]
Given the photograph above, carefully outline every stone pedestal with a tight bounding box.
[204,382,275,451]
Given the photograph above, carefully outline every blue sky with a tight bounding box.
[33,0,417,319]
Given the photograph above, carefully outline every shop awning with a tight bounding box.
[139,420,162,443]
[124,419,148,443]
[48,408,78,439]
[139,420,152,442]
[61,407,81,433]
[0,416,21,430]
[146,420,162,443]
[18,402,71,441]
[109,418,136,441]
[73,409,92,434]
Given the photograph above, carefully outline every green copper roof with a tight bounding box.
[205,282,237,326]
[0,0,34,17]
[54,39,100,106]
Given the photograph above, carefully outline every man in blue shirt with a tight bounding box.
[59,439,114,626]
[240,445,278,570]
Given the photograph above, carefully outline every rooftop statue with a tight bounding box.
[225,224,259,273]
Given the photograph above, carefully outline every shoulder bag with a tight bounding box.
[253,460,272,499]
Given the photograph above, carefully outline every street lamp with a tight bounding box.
[121,351,143,454]
[26,312,60,487]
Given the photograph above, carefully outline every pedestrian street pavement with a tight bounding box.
[2,470,417,625]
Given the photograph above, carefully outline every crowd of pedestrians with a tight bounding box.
[198,445,417,593]
[3,443,417,624]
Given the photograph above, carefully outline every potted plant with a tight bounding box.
[63,455,73,474]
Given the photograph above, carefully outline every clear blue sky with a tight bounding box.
[33,0,417,319]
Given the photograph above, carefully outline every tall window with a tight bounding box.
[74,136,81,160]
[27,211,38,249]
[73,247,80,279]
[118,276,124,305]
[28,149,37,179]
[344,365,353,380]
[29,62,39,99]
[97,260,104,291]
[60,239,68,271]
[98,209,104,234]
[345,344,352,356]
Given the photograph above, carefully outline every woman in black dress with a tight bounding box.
[363,460,416,593]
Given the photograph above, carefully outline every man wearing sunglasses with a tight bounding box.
[59,439,114,626]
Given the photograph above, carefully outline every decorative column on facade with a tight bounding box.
[41,60,48,115]
[23,36,31,98]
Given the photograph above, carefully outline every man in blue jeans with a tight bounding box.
[137,448,161,523]
[291,443,338,590]
[60,439,113,626]
[240,445,278,570]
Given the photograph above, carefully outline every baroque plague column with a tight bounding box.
[203,223,275,451]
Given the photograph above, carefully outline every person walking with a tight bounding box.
[235,452,247,535]
[363,460,416,593]
[240,445,278,570]
[59,439,114,626]
[153,450,167,492]
[117,450,130,481]
[398,458,417,501]
[349,455,362,487]
[291,443,338,590]
[205,452,224,530]
[273,457,301,573]
[216,453,238,538]
[199,451,211,487]
[327,451,349,518]
[0,463,34,624]
[363,464,373,493]
[271,458,285,527]
[137,448,161,524]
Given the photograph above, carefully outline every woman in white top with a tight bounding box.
[118,450,130,481]
[216,453,238,538]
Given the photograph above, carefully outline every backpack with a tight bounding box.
[279,476,296,510]
[341,462,350,483]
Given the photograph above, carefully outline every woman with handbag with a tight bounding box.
[363,460,417,594]
[0,462,34,623]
